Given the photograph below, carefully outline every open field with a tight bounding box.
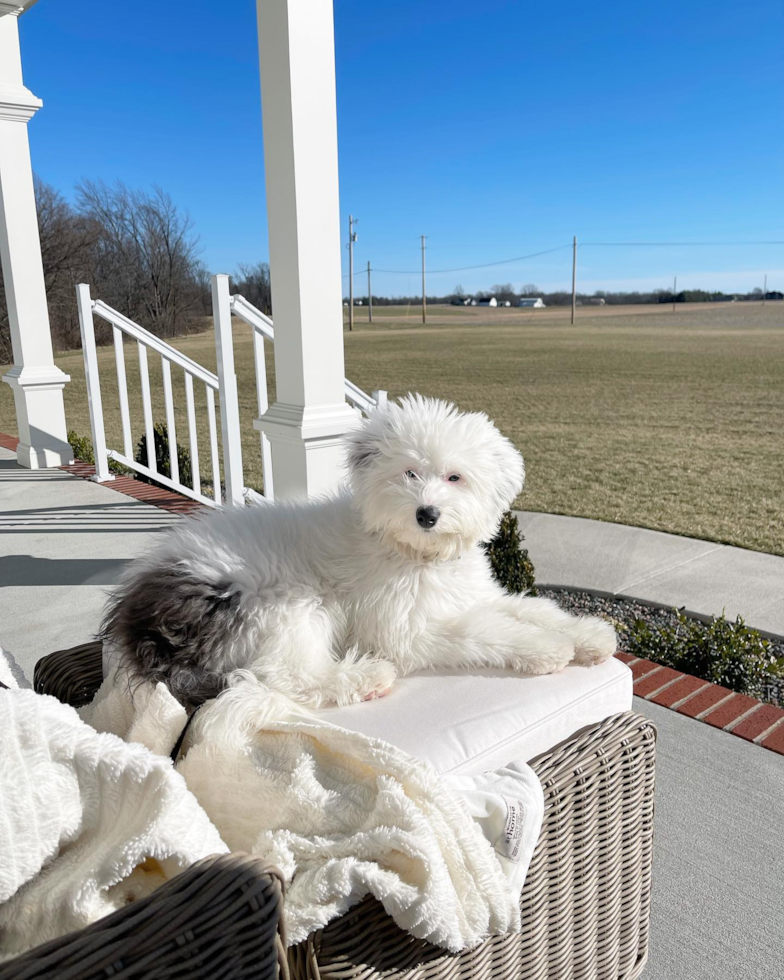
[1,301,783,555]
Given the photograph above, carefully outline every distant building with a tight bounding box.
[518,297,545,308]
[477,297,498,307]
[587,297,606,306]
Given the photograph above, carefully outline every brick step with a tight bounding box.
[616,652,784,755]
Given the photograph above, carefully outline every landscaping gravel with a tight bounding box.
[541,587,784,706]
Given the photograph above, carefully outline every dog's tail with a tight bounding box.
[101,560,248,709]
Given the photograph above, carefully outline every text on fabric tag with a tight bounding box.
[497,797,526,863]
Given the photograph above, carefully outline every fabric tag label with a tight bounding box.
[497,797,526,863]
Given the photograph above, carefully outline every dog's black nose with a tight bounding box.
[416,505,440,529]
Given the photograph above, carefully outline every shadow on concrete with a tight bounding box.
[0,554,129,587]
[0,501,175,534]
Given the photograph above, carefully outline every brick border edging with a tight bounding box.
[0,433,205,516]
[616,652,784,756]
[3,433,782,755]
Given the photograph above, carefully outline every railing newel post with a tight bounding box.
[75,283,114,483]
[212,274,245,507]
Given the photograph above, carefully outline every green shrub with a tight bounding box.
[67,430,130,475]
[483,511,537,595]
[624,610,784,700]
[67,429,95,465]
[135,422,193,488]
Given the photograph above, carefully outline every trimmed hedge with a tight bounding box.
[66,430,130,475]
[625,610,784,702]
[135,422,193,488]
[484,511,537,595]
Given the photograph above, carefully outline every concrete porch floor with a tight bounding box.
[0,446,178,678]
[0,449,782,978]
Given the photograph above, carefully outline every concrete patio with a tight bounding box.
[515,511,784,637]
[2,453,782,977]
[0,446,177,677]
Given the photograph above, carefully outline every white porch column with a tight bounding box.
[0,1,72,468]
[255,0,358,500]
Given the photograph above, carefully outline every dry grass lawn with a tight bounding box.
[1,301,782,555]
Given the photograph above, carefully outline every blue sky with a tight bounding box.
[19,0,784,297]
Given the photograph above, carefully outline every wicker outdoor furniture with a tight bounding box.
[17,643,656,980]
[0,854,287,980]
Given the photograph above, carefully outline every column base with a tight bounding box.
[255,401,360,500]
[2,364,73,469]
[15,440,74,469]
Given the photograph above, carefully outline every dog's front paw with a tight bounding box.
[512,631,575,676]
[569,616,617,666]
[360,659,397,700]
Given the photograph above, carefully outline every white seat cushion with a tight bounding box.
[321,657,632,777]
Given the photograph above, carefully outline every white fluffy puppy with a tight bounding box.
[104,395,616,708]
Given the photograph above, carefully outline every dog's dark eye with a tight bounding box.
[447,473,461,483]
[405,470,417,480]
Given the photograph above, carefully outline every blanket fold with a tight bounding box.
[1,648,544,957]
[0,652,227,961]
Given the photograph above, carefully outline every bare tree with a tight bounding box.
[232,261,272,315]
[490,283,517,303]
[0,178,97,359]
[76,180,207,338]
[36,178,99,349]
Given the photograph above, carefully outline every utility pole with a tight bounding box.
[367,261,373,322]
[571,236,577,324]
[347,214,357,331]
[673,276,677,313]
[421,235,427,324]
[763,274,767,305]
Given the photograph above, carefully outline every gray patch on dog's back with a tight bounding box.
[102,562,246,708]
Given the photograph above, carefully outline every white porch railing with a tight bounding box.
[212,274,387,503]
[76,283,243,508]
[76,277,387,508]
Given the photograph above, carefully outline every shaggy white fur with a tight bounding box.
[108,395,617,707]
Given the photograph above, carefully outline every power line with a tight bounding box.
[581,240,784,247]
[373,244,572,275]
[341,239,784,279]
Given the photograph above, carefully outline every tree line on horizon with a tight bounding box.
[350,282,780,307]
[1,178,778,361]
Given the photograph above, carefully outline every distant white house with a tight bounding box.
[477,297,498,307]
[518,297,546,308]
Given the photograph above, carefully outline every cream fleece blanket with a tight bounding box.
[0,646,542,956]
[0,654,227,961]
[84,669,543,952]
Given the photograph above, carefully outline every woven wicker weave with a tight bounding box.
[33,640,104,706]
[288,711,656,980]
[33,643,655,980]
[0,854,288,980]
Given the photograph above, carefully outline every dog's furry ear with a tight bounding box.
[346,431,383,471]
[345,412,387,473]
[490,428,525,503]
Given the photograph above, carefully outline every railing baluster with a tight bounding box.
[138,342,157,473]
[252,328,274,501]
[184,372,201,495]
[76,283,114,483]
[161,357,179,485]
[206,384,222,505]
[112,326,133,458]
